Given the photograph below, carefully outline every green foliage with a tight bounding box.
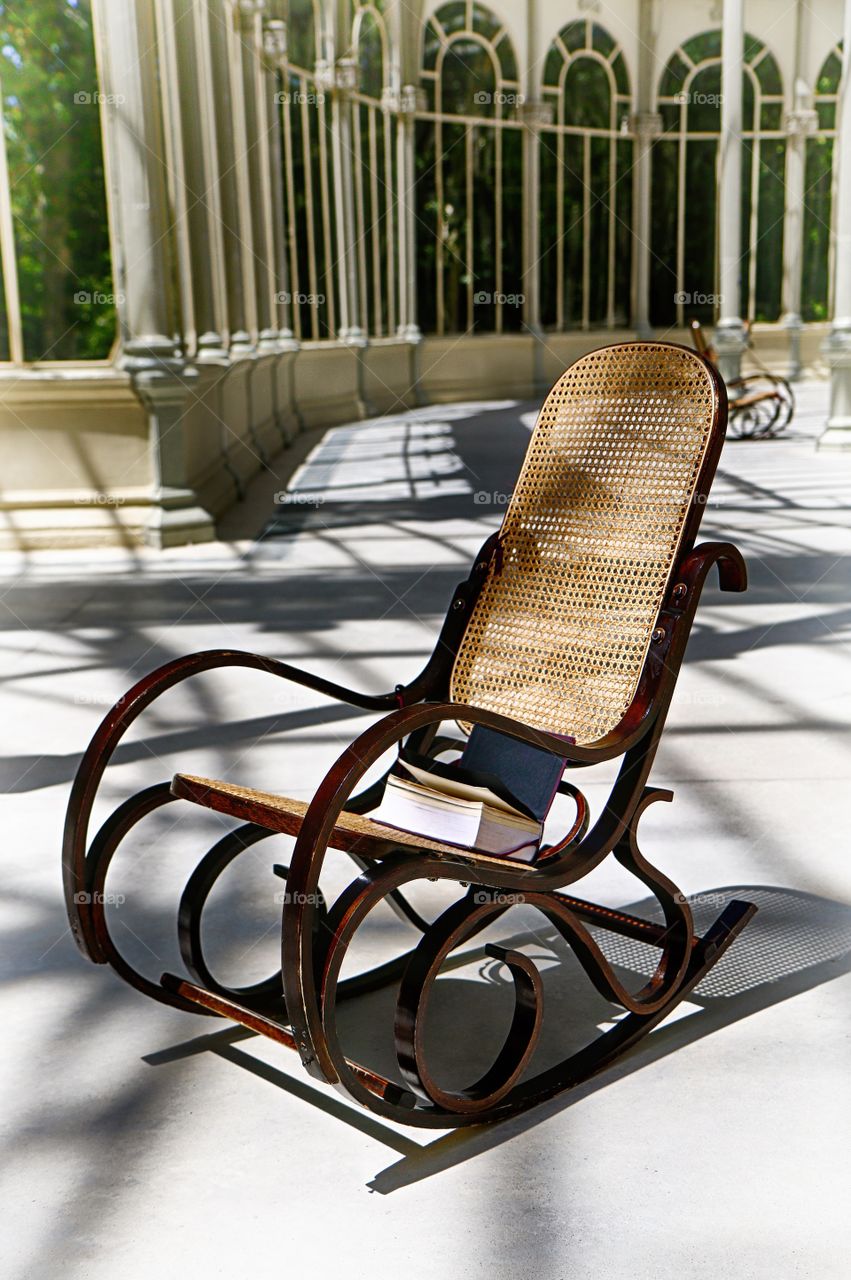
[0,0,115,361]
[802,136,833,322]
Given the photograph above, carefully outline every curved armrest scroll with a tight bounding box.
[63,648,414,960]
[679,542,747,595]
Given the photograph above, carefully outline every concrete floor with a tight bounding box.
[1,382,850,1279]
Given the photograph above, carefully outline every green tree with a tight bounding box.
[0,0,115,361]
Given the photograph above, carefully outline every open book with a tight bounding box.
[371,758,543,861]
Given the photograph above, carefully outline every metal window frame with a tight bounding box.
[539,19,633,333]
[656,34,786,327]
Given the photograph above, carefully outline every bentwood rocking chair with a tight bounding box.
[690,319,794,439]
[63,341,756,1129]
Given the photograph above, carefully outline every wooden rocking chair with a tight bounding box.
[63,341,755,1129]
[690,319,794,438]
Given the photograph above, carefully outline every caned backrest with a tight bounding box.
[449,343,722,745]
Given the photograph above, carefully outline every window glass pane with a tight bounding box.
[538,132,558,327]
[754,139,785,321]
[802,136,833,321]
[817,51,842,95]
[660,102,680,133]
[423,20,441,72]
[495,33,517,83]
[438,2,466,39]
[564,58,611,130]
[658,53,689,99]
[743,70,755,132]
[591,24,614,59]
[562,22,586,55]
[500,127,523,330]
[441,38,495,115]
[650,139,679,327]
[682,31,721,63]
[614,138,632,325]
[543,45,562,88]
[683,138,718,323]
[817,101,836,131]
[1,0,115,361]
[357,12,383,98]
[611,52,629,97]
[744,35,764,63]
[587,136,610,323]
[739,142,753,319]
[563,134,584,326]
[438,120,466,331]
[472,126,496,332]
[414,117,438,333]
[760,102,782,131]
[0,250,9,359]
[687,63,722,132]
[472,3,497,40]
[287,0,317,70]
[754,52,781,96]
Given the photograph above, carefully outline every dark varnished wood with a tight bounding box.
[61,342,757,1129]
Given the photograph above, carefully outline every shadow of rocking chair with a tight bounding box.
[63,340,756,1130]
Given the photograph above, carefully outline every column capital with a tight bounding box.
[263,18,287,67]
[313,58,334,92]
[629,111,663,140]
[382,83,425,115]
[517,99,553,128]
[335,56,358,94]
[785,108,818,137]
[233,0,267,17]
[402,83,426,115]
[225,0,266,33]
[313,57,358,96]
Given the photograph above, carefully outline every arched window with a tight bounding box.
[350,1,397,336]
[803,43,842,322]
[539,19,632,330]
[652,31,785,327]
[279,0,338,340]
[0,0,115,363]
[416,1,523,335]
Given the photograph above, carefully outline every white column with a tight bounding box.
[327,55,366,345]
[781,1,816,380]
[519,101,550,388]
[782,86,817,379]
[820,0,851,448]
[92,0,177,364]
[187,0,230,361]
[632,0,659,340]
[715,0,747,383]
[243,0,280,354]
[520,0,549,390]
[394,85,423,344]
[221,0,258,355]
[263,18,299,349]
[92,0,214,547]
[386,0,421,348]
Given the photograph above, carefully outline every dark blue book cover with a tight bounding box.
[459,725,565,822]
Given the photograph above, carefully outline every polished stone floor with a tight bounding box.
[1,381,850,1279]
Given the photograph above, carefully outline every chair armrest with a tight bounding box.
[63,647,414,960]
[678,542,747,594]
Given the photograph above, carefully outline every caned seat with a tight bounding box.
[170,773,532,872]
